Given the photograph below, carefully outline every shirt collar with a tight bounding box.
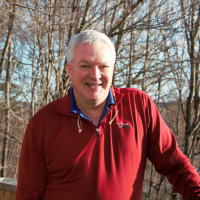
[70,87,114,114]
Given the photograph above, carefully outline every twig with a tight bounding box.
[0,97,27,123]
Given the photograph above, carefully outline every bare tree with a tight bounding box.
[180,0,200,159]
[0,0,16,79]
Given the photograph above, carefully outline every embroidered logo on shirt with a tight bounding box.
[116,122,131,128]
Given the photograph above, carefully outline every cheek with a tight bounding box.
[106,72,113,82]
[101,74,113,87]
[72,71,88,82]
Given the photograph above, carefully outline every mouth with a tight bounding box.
[86,83,102,87]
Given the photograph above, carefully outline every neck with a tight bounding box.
[76,96,106,114]
[75,97,107,126]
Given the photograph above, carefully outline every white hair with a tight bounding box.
[67,30,116,64]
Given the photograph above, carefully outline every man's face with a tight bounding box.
[66,43,114,107]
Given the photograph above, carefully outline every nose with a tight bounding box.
[89,66,101,80]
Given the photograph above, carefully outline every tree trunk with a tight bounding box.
[1,40,12,177]
[0,1,16,79]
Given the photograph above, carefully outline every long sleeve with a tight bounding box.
[16,118,46,199]
[146,97,200,200]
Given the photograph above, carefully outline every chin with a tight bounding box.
[87,95,102,102]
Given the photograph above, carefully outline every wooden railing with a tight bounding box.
[0,177,17,200]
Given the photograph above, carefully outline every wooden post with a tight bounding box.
[0,177,17,200]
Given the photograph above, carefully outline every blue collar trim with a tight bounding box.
[70,87,114,126]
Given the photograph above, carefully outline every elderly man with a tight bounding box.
[16,30,200,200]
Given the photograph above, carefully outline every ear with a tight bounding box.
[112,65,115,73]
[65,62,72,79]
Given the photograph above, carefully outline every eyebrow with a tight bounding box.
[78,60,108,66]
[78,60,91,65]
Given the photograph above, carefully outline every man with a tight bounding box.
[16,30,200,200]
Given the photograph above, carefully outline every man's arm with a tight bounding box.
[16,118,46,199]
[146,97,200,200]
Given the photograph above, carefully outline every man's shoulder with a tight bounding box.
[113,87,155,109]
[32,95,69,121]
[114,87,150,99]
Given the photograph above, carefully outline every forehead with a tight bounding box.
[73,43,113,65]
[74,42,111,53]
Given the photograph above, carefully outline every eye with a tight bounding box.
[81,65,88,68]
[99,65,108,70]
[80,65,90,71]
[99,65,106,68]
